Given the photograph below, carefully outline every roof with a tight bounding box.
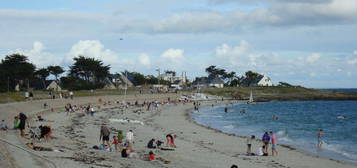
[240,74,266,86]
[30,80,59,90]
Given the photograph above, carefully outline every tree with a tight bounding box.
[224,71,236,85]
[145,75,158,84]
[205,65,228,78]
[0,54,36,91]
[132,72,146,85]
[34,68,50,89]
[47,65,64,81]
[244,71,261,86]
[68,56,110,89]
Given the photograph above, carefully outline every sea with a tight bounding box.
[192,91,357,162]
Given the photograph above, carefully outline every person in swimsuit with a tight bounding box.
[166,134,176,148]
[270,131,278,156]
[317,129,323,148]
[246,135,255,155]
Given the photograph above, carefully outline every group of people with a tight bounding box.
[246,131,278,156]
[99,125,137,157]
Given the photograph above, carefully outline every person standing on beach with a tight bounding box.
[18,113,28,137]
[29,92,34,101]
[317,129,323,148]
[262,132,270,155]
[100,125,111,148]
[246,135,255,155]
[69,91,74,99]
[126,130,134,149]
[270,131,278,156]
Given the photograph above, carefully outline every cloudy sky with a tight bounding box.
[1,0,357,88]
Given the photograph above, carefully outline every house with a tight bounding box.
[240,74,273,87]
[108,73,134,89]
[159,70,187,84]
[103,78,116,90]
[192,76,224,88]
[24,80,62,91]
[208,76,224,88]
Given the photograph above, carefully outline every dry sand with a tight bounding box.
[0,93,356,168]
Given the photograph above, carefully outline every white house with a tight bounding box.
[256,75,273,86]
[240,74,273,87]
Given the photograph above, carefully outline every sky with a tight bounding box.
[0,0,357,88]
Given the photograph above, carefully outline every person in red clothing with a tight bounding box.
[148,151,156,161]
[166,133,177,148]
[112,136,119,151]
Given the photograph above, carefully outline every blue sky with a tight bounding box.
[1,0,357,88]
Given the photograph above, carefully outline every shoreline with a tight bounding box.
[187,101,357,165]
[1,94,357,168]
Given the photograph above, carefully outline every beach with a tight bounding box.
[1,93,357,168]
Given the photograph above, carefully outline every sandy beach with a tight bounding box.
[1,93,357,168]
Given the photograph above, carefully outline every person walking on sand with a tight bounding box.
[317,129,323,148]
[270,131,278,156]
[100,125,111,149]
[262,132,270,155]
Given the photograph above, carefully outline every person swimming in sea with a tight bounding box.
[337,116,347,120]
[272,115,279,120]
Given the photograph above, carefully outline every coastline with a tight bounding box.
[1,94,357,168]
[186,101,356,166]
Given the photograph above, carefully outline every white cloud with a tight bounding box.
[138,53,151,66]
[8,41,61,67]
[309,72,317,77]
[160,48,185,64]
[347,58,357,65]
[67,40,119,65]
[154,0,357,33]
[306,53,321,63]
[214,41,259,67]
[353,50,357,55]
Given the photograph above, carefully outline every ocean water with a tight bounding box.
[319,88,357,93]
[192,101,357,162]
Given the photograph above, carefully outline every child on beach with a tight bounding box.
[117,130,124,146]
[13,116,20,129]
[270,131,278,156]
[148,151,156,161]
[166,134,177,148]
[0,120,8,131]
[246,135,255,155]
[317,129,324,148]
[112,136,119,151]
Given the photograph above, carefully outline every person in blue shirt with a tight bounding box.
[262,132,271,155]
